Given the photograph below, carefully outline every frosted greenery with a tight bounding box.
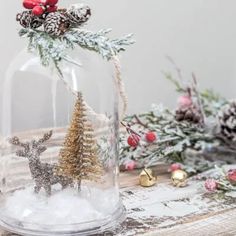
[118,74,236,174]
[19,28,134,76]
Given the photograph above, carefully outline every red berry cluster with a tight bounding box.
[23,0,58,16]
[127,131,157,148]
[122,121,157,148]
[124,132,157,171]
[121,122,158,171]
[128,131,157,147]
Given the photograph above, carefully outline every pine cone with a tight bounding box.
[175,105,202,124]
[218,100,236,140]
[16,11,44,29]
[66,4,91,27]
[44,12,70,36]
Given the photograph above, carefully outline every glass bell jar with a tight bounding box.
[0,47,125,235]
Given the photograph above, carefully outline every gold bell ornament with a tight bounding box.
[171,170,188,187]
[139,168,157,187]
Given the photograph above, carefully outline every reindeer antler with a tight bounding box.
[34,130,53,155]
[9,130,53,157]
[37,130,53,145]
[9,136,30,157]
[9,136,29,148]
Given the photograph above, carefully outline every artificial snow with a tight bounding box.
[0,186,119,228]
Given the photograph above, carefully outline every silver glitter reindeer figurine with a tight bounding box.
[9,131,73,196]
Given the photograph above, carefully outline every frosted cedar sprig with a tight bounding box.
[62,29,134,60]
[19,28,77,76]
[18,28,134,76]
[119,106,220,168]
[118,71,231,171]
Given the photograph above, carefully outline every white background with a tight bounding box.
[1,0,236,123]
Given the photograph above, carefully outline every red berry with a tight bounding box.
[47,5,58,12]
[227,169,236,185]
[32,6,45,16]
[23,0,46,9]
[23,0,38,9]
[46,0,58,6]
[127,135,140,147]
[169,163,182,172]
[145,132,157,143]
[205,179,218,192]
[125,161,136,171]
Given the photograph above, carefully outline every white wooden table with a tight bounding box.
[1,164,236,236]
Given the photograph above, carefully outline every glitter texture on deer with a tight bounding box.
[9,131,73,196]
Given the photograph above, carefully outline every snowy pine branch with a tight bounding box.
[119,105,220,168]
[62,29,134,60]
[18,28,134,76]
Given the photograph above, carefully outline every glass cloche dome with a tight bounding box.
[0,47,125,235]
[0,2,133,234]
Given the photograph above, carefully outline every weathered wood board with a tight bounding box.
[1,165,236,236]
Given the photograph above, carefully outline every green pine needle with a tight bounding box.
[18,28,134,77]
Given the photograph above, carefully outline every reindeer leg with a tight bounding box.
[60,178,69,190]
[63,178,74,189]
[34,183,41,194]
[69,179,74,188]
[61,182,67,190]
[44,184,52,196]
[77,180,82,192]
